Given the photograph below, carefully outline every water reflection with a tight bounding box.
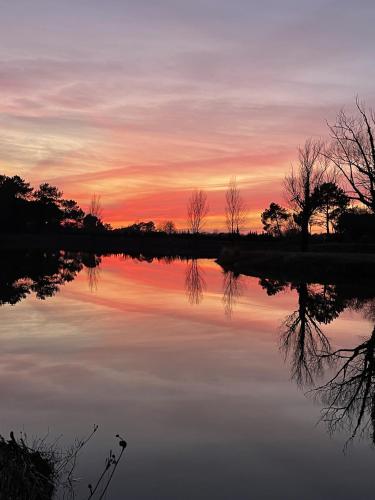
[259,277,288,296]
[185,259,206,305]
[83,254,102,292]
[3,252,375,498]
[0,250,91,305]
[280,283,332,386]
[0,252,246,315]
[257,277,375,447]
[314,322,375,446]
[222,271,245,318]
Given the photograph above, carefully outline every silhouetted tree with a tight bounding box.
[225,177,247,234]
[327,98,375,212]
[33,183,64,231]
[158,220,177,234]
[187,189,209,234]
[89,194,103,219]
[124,221,156,233]
[312,182,350,235]
[261,202,290,237]
[83,213,105,233]
[61,199,85,229]
[82,194,107,232]
[0,175,112,233]
[336,207,375,240]
[34,183,62,205]
[284,139,326,251]
[0,175,33,232]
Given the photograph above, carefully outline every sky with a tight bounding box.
[1,0,375,230]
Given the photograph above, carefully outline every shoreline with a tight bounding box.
[1,232,375,284]
[217,247,375,284]
[0,232,230,258]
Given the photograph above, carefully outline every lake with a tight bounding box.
[1,251,374,499]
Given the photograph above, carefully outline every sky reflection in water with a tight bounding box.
[0,254,374,499]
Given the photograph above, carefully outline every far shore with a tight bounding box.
[1,232,375,284]
[0,232,230,258]
[217,246,375,284]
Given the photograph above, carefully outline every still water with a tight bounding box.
[0,251,374,499]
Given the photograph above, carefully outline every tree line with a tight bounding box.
[0,175,109,233]
[2,97,375,246]
[184,97,375,250]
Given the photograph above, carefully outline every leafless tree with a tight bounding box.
[284,138,326,251]
[326,98,375,212]
[225,177,247,234]
[187,189,209,233]
[89,194,103,219]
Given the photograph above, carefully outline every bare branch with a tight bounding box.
[187,189,209,233]
[326,99,375,211]
[225,177,247,234]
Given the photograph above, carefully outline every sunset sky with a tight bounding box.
[1,0,375,230]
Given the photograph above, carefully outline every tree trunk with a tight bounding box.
[301,216,309,252]
[326,206,330,236]
[276,218,281,237]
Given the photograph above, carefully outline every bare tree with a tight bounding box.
[89,194,103,219]
[327,98,375,212]
[187,189,209,234]
[284,138,326,251]
[225,177,247,234]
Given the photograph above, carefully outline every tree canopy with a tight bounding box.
[261,202,290,237]
[0,174,102,233]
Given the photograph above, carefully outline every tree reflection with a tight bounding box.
[222,270,245,317]
[311,301,375,446]
[259,278,288,296]
[257,278,351,386]
[306,284,346,324]
[280,283,332,385]
[313,325,375,445]
[185,259,206,305]
[82,253,102,292]
[267,276,375,447]
[0,251,101,306]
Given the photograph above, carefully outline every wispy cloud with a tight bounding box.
[0,0,374,229]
